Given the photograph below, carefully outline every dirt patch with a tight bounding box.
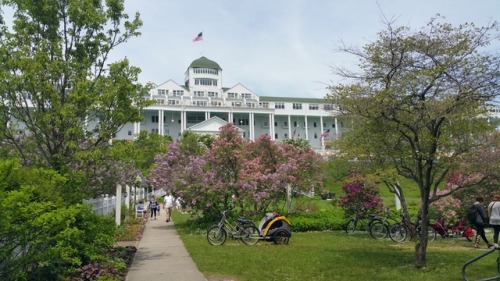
[206,274,242,281]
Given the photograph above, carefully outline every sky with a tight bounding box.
[7,1,500,99]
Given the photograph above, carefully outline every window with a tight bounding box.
[294,121,298,127]
[275,133,278,139]
[157,89,168,95]
[156,99,165,105]
[313,122,317,128]
[173,90,184,96]
[314,133,318,139]
[168,100,178,105]
[228,92,237,98]
[193,68,218,75]
[194,78,217,86]
[309,104,319,110]
[260,102,269,108]
[211,101,222,106]
[274,122,277,126]
[194,101,207,106]
[293,103,302,110]
[242,93,252,99]
[151,128,159,134]
[263,121,269,128]
[246,103,255,108]
[128,130,132,136]
[284,133,288,139]
[275,102,285,109]
[208,92,218,97]
[194,91,205,97]
[323,104,334,110]
[283,121,288,128]
[231,102,242,107]
[151,115,159,123]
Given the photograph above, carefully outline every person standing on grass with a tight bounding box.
[469,196,493,248]
[488,194,500,247]
[149,195,158,220]
[164,191,175,222]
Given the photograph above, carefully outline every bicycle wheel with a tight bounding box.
[207,225,227,246]
[273,230,290,245]
[240,225,260,245]
[389,223,407,242]
[370,221,388,239]
[345,219,357,233]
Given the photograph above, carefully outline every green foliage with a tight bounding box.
[0,161,117,280]
[0,0,150,174]
[289,208,345,231]
[327,17,500,267]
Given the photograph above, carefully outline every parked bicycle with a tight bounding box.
[345,212,377,234]
[369,208,397,239]
[389,214,436,242]
[207,210,260,246]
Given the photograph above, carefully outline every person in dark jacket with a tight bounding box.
[471,196,493,248]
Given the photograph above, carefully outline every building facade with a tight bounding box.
[117,56,346,149]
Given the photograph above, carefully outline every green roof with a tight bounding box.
[188,56,222,70]
[259,96,328,103]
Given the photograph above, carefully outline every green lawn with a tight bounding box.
[174,212,500,281]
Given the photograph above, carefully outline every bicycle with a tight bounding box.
[207,210,260,246]
[345,212,377,234]
[369,208,396,239]
[389,214,436,243]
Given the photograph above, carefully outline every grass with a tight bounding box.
[173,211,500,281]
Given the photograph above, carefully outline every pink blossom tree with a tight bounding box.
[151,123,324,217]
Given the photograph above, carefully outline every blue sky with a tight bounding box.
[8,1,500,99]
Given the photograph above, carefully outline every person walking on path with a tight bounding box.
[149,195,158,220]
[469,196,493,248]
[164,191,175,222]
[488,194,500,247]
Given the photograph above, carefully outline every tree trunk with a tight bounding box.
[415,193,430,268]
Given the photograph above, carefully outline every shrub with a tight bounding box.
[289,208,345,232]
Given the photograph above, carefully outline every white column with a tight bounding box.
[288,115,292,138]
[159,110,164,135]
[125,184,130,210]
[268,113,274,140]
[320,116,324,147]
[304,115,309,140]
[335,117,339,138]
[115,184,122,226]
[250,113,255,140]
[272,114,275,139]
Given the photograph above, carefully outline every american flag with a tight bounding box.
[192,32,203,42]
[320,129,330,139]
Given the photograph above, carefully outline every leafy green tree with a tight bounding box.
[0,160,116,280]
[328,16,500,268]
[0,0,151,175]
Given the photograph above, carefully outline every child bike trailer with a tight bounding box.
[258,211,292,244]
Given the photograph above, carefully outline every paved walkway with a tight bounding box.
[125,215,207,281]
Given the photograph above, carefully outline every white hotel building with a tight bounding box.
[117,56,346,150]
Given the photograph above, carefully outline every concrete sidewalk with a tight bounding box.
[125,215,207,281]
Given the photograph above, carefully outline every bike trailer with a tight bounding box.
[258,211,292,244]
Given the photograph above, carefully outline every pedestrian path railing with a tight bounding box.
[462,247,500,281]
